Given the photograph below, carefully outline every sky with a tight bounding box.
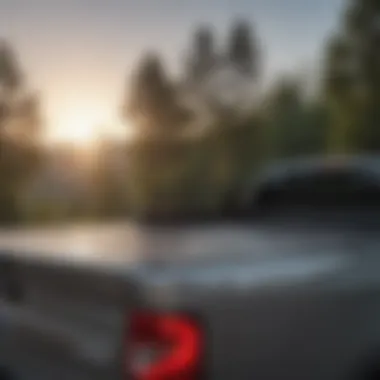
[0,0,345,145]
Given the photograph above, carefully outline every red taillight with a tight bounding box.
[127,311,202,380]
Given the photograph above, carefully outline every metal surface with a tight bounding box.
[3,155,380,379]
[0,221,379,379]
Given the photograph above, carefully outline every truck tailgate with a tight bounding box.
[0,222,359,379]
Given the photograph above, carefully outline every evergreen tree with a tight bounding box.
[266,77,327,158]
[0,41,41,224]
[324,36,357,153]
[126,52,190,132]
[325,0,380,152]
[0,41,23,91]
[187,26,217,84]
[228,19,258,77]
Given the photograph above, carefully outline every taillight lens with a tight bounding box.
[127,311,202,380]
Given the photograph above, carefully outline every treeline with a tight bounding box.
[121,18,326,221]
[1,0,380,224]
[122,20,262,221]
[0,41,41,224]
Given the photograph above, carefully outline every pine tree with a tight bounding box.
[325,0,380,152]
[0,41,23,91]
[228,19,258,77]
[266,77,327,158]
[126,52,189,132]
[0,41,41,223]
[187,26,217,84]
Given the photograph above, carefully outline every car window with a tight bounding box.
[252,168,380,214]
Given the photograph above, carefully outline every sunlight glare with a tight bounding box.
[44,99,134,147]
[45,104,109,147]
[56,112,102,145]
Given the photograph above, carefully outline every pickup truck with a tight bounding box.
[1,155,380,380]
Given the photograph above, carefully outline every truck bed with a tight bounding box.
[0,221,362,270]
[0,221,376,380]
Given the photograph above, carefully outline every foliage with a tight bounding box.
[0,41,42,224]
[90,140,129,218]
[186,26,218,83]
[228,19,258,77]
[13,1,380,224]
[264,78,328,159]
[324,0,380,152]
[122,18,265,222]
[124,52,192,134]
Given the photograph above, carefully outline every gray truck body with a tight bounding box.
[1,155,380,379]
[0,222,379,380]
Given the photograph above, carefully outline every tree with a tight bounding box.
[124,20,264,222]
[0,41,22,91]
[325,0,380,152]
[228,19,258,78]
[265,77,327,159]
[180,21,262,217]
[324,36,358,153]
[0,41,42,224]
[91,138,128,218]
[186,26,217,84]
[125,52,190,133]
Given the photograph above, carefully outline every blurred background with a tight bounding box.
[0,0,377,225]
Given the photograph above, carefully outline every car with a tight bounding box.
[1,155,380,379]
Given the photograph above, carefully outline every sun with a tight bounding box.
[61,117,99,145]
[44,100,131,147]
[47,107,106,147]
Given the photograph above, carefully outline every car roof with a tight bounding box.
[240,155,380,204]
[256,154,380,185]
